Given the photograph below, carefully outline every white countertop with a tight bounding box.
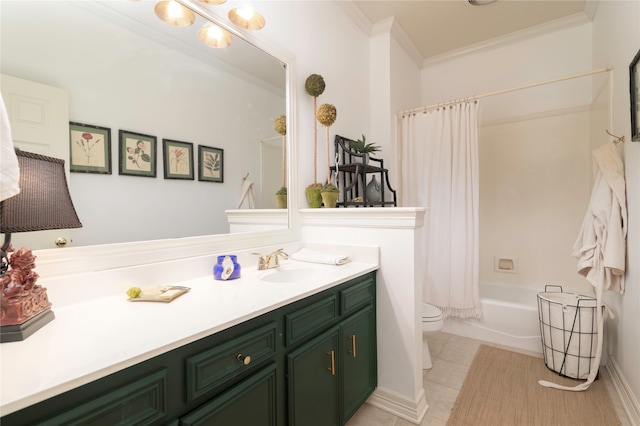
[0,259,377,416]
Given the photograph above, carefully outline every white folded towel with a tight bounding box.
[290,248,350,265]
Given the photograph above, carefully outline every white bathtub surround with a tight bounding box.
[443,282,542,354]
[0,242,378,416]
[398,103,480,319]
[300,207,428,424]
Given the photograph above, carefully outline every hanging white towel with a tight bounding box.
[572,141,627,294]
[539,140,626,392]
[237,175,257,209]
[0,95,20,201]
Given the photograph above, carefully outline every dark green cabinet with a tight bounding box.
[287,327,341,426]
[287,305,377,426]
[341,306,376,423]
[2,272,376,426]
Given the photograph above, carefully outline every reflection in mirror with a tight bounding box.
[0,0,287,250]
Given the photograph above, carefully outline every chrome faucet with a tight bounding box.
[252,249,289,270]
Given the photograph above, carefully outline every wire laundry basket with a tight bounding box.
[537,285,601,380]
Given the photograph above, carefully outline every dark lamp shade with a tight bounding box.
[0,149,82,233]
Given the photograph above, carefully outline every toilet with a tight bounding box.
[422,303,444,369]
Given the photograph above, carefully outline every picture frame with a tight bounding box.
[631,48,640,142]
[163,139,194,180]
[69,122,111,174]
[119,130,157,177]
[198,145,224,183]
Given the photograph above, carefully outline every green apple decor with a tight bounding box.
[274,115,287,208]
[305,74,326,207]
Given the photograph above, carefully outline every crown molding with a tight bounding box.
[338,1,423,68]
[372,17,424,68]
[423,11,593,68]
[340,1,596,71]
[337,0,373,37]
[583,0,599,21]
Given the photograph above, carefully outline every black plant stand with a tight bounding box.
[331,135,397,207]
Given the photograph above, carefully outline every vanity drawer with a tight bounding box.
[180,363,277,426]
[185,322,277,403]
[41,369,168,425]
[340,276,375,316]
[285,294,338,346]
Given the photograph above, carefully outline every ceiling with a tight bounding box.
[348,0,591,62]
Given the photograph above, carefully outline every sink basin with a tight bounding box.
[259,268,317,283]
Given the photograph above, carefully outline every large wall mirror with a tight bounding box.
[0,0,289,251]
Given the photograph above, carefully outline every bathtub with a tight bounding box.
[442,282,543,354]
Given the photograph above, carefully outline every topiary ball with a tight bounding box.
[316,103,337,127]
[305,74,326,97]
[274,115,286,135]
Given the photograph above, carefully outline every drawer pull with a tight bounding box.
[236,354,251,365]
[326,351,335,376]
[348,335,357,358]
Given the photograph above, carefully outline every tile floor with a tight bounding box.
[346,331,632,426]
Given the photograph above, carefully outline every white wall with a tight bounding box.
[369,20,422,205]
[592,0,640,420]
[421,24,594,122]
[478,108,593,294]
[1,2,284,246]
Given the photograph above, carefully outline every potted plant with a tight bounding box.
[349,134,381,156]
[349,135,382,204]
[274,115,287,208]
[320,182,340,208]
[305,74,326,208]
[275,186,287,209]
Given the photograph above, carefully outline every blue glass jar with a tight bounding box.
[213,255,241,280]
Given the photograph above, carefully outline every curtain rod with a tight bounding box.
[397,66,613,116]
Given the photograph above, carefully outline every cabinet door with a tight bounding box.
[341,306,377,424]
[180,363,277,426]
[287,326,340,426]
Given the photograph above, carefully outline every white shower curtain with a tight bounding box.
[399,102,480,318]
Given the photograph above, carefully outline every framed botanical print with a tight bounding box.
[631,48,640,141]
[198,145,224,183]
[119,130,157,177]
[69,122,111,174]
[163,139,194,180]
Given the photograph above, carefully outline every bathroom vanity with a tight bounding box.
[0,261,377,426]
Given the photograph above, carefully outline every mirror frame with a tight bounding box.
[32,0,299,278]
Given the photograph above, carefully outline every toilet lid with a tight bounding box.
[422,303,443,321]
